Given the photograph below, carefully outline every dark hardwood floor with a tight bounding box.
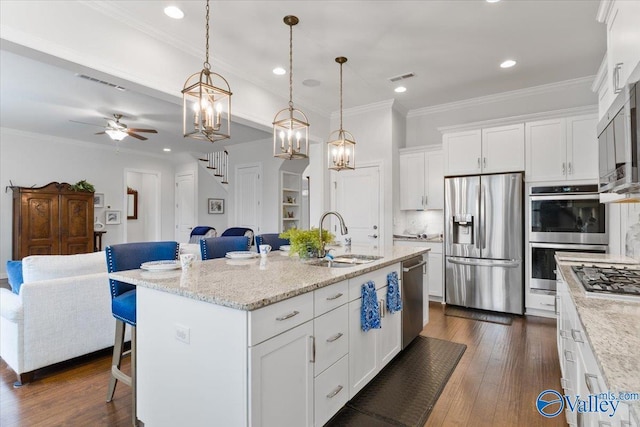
[1,302,564,426]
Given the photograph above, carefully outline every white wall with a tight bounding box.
[0,128,177,276]
[125,171,159,243]
[196,163,229,233]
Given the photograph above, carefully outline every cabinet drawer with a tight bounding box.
[527,290,556,313]
[314,304,349,376]
[348,264,400,301]
[314,280,349,316]
[249,292,314,346]
[314,355,349,427]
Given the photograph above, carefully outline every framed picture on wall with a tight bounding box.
[105,210,121,225]
[208,198,224,214]
[94,193,104,208]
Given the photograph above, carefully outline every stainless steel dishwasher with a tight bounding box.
[402,255,426,349]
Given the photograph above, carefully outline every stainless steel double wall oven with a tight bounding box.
[528,184,607,293]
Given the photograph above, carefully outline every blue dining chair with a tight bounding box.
[255,233,290,250]
[200,236,250,260]
[220,227,254,246]
[188,226,217,243]
[105,241,179,425]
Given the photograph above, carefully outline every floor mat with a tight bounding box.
[326,336,466,427]
[444,305,513,325]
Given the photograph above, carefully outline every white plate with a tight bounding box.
[225,251,259,260]
[279,245,291,252]
[140,260,181,271]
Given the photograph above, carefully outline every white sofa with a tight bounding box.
[0,251,117,384]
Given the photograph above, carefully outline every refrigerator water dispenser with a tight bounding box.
[452,214,474,245]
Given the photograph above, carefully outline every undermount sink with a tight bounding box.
[306,254,383,268]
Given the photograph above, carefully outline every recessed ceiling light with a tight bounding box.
[302,79,321,87]
[164,6,184,19]
[273,67,286,75]
[394,86,407,93]
[500,59,517,68]
[486,0,501,3]
[163,148,171,152]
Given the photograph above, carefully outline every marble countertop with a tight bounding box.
[393,236,443,243]
[555,255,640,421]
[109,245,429,311]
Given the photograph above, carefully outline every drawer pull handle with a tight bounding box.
[564,350,574,363]
[541,302,555,307]
[326,293,344,301]
[584,373,598,394]
[310,336,316,363]
[326,332,344,343]
[276,310,299,321]
[326,385,344,399]
[571,329,584,343]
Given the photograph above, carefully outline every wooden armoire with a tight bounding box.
[12,182,94,259]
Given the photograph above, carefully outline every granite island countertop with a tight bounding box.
[555,254,640,422]
[109,245,429,311]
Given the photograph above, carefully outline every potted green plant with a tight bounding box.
[279,227,335,259]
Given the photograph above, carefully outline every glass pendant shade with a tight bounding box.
[182,69,231,142]
[273,15,309,160]
[327,56,356,171]
[327,129,356,171]
[105,128,128,141]
[182,0,232,143]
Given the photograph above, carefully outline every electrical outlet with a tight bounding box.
[175,324,190,344]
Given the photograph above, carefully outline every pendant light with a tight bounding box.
[273,15,309,160]
[327,57,356,171]
[182,0,232,143]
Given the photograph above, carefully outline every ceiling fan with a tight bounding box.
[71,114,158,141]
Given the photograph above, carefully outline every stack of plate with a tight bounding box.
[140,260,181,271]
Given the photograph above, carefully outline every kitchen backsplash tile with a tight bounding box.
[394,210,443,236]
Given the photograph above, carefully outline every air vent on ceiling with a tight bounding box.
[388,72,415,83]
[76,74,126,91]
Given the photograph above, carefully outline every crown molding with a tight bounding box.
[1,127,172,161]
[407,76,596,118]
[437,105,598,134]
[330,99,395,120]
[592,54,608,92]
[399,144,442,155]
[596,0,614,23]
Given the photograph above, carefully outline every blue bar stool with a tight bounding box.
[255,233,290,250]
[200,236,250,260]
[105,241,179,426]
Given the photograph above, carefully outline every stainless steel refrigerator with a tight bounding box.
[444,172,524,315]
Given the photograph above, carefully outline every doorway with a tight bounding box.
[175,171,196,243]
[234,163,262,234]
[125,169,161,243]
[332,163,382,246]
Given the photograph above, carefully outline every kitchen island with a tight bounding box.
[109,245,429,427]
[555,253,640,426]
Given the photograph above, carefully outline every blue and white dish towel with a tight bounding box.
[386,271,402,313]
[361,281,381,332]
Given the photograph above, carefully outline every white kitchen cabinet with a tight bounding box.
[347,285,402,399]
[525,115,598,183]
[347,264,402,399]
[602,0,640,95]
[314,355,349,427]
[399,148,444,210]
[481,124,525,174]
[249,321,314,427]
[443,124,524,176]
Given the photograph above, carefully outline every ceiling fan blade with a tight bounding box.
[126,132,148,141]
[70,119,103,128]
[95,131,106,135]
[127,128,157,133]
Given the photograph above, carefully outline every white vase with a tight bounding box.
[94,216,105,231]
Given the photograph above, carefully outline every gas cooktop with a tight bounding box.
[572,265,640,298]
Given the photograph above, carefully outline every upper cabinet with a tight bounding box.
[399,148,444,210]
[525,114,598,183]
[595,0,640,115]
[443,124,524,176]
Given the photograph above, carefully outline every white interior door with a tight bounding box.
[235,163,261,233]
[333,165,380,245]
[175,171,196,243]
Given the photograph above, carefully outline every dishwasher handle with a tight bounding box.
[403,260,427,273]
